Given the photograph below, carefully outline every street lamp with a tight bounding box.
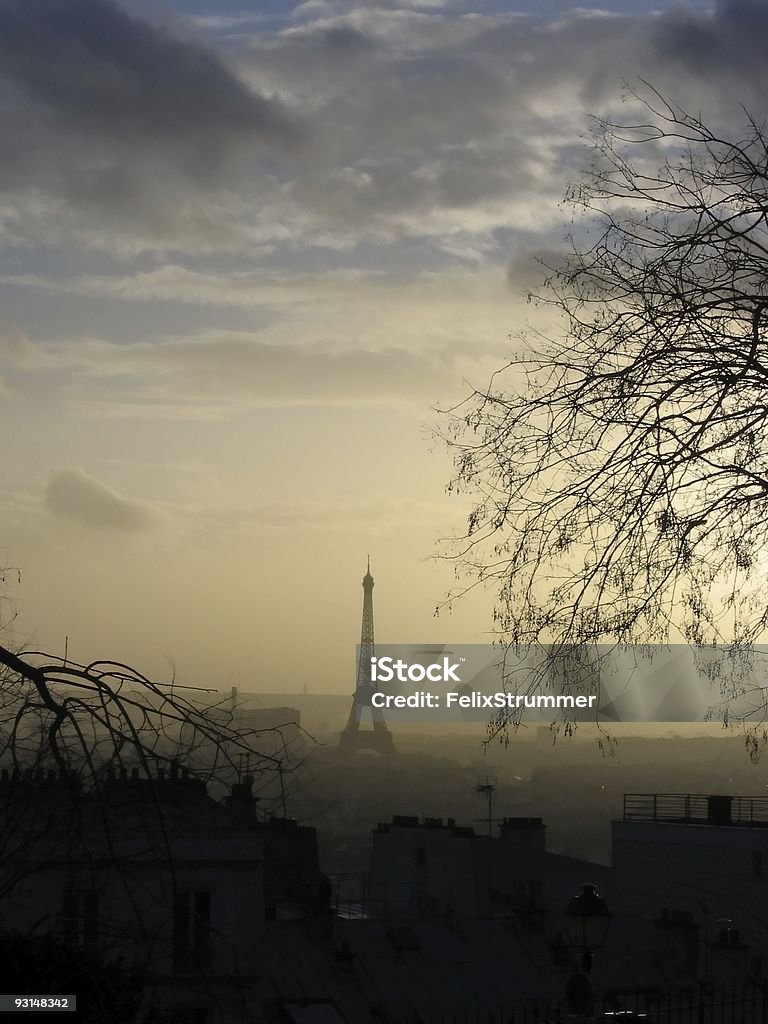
[564,882,612,973]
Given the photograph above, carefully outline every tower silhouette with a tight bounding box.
[338,559,395,756]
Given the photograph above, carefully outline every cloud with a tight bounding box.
[63,400,230,422]
[0,264,520,409]
[177,495,463,535]
[506,247,571,295]
[229,3,766,258]
[3,326,502,411]
[0,0,295,149]
[653,0,768,101]
[47,334,471,408]
[0,1,762,258]
[0,0,298,245]
[44,467,152,531]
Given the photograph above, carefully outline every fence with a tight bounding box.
[623,793,768,827]
[398,985,768,1023]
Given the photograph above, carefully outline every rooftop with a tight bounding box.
[375,815,545,836]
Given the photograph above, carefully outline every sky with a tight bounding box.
[0,0,764,695]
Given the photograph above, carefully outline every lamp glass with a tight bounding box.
[564,883,611,952]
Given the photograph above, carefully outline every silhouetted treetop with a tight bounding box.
[444,84,768,667]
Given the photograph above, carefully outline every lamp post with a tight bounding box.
[564,883,612,1016]
[564,882,611,972]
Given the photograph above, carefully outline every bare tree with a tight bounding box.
[0,642,285,783]
[0,639,312,1021]
[443,85,768,732]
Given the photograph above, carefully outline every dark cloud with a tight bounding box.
[320,26,375,52]
[653,0,768,96]
[0,0,298,239]
[45,467,151,530]
[0,0,295,151]
[506,248,570,296]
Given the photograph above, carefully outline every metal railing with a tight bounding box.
[385,984,768,1023]
[623,793,768,827]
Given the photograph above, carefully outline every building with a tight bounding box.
[612,792,768,986]
[367,813,610,922]
[0,767,263,1024]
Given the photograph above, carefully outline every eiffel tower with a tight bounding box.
[338,559,395,756]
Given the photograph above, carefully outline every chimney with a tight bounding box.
[707,795,733,826]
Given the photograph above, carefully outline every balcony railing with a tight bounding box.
[623,792,768,827]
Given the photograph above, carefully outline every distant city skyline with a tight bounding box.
[0,0,763,691]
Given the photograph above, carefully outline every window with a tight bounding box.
[61,890,98,950]
[173,891,212,972]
